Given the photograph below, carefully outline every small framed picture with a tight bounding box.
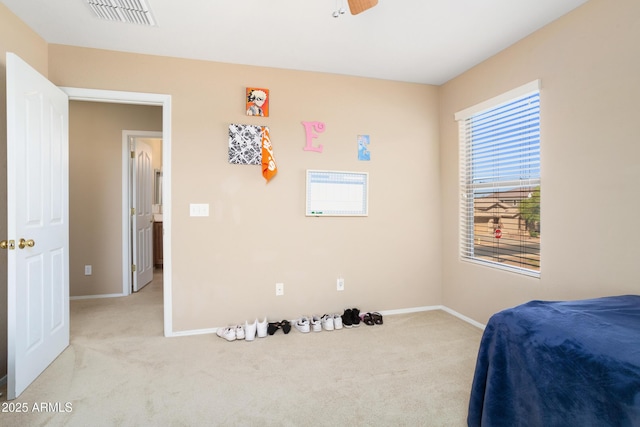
[246,87,269,117]
[358,134,370,161]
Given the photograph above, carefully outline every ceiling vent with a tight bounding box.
[86,0,156,26]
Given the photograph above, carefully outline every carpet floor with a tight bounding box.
[1,275,483,426]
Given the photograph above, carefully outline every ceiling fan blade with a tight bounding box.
[348,0,378,15]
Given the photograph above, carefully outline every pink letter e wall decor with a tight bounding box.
[302,121,326,153]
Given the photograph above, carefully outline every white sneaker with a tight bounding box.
[216,326,236,342]
[245,319,257,341]
[311,315,322,332]
[294,317,310,333]
[235,325,245,340]
[321,314,334,331]
[257,317,268,338]
[333,313,343,330]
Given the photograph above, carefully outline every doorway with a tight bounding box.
[5,54,175,400]
[62,87,174,337]
[124,132,163,294]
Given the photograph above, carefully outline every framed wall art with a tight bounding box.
[246,87,269,117]
[358,134,370,161]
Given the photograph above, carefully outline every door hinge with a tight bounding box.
[130,150,135,159]
[131,208,135,216]
[131,264,137,272]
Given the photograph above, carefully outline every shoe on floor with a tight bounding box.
[321,314,334,331]
[235,324,245,339]
[245,319,257,341]
[216,326,236,342]
[351,308,361,327]
[311,315,322,332]
[257,317,268,338]
[333,313,343,330]
[371,312,383,325]
[280,320,292,334]
[362,313,375,326]
[294,317,310,333]
[342,309,353,328]
[268,322,280,335]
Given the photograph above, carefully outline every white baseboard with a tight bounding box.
[169,327,216,337]
[70,293,125,300]
[378,305,485,330]
[440,306,486,330]
[378,305,442,316]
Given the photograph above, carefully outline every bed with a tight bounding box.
[467,295,640,426]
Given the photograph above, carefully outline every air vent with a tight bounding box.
[86,0,156,26]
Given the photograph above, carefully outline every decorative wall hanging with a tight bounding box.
[357,134,370,161]
[229,124,278,183]
[261,127,278,182]
[302,121,326,153]
[229,124,264,165]
[246,87,269,117]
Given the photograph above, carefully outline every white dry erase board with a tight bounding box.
[305,170,369,216]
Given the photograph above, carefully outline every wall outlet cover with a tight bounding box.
[189,203,210,217]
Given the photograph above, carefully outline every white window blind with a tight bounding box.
[456,81,541,276]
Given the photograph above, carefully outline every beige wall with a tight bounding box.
[69,101,162,297]
[48,45,442,332]
[0,3,50,380]
[439,0,640,324]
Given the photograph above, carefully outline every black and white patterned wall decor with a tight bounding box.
[228,124,267,165]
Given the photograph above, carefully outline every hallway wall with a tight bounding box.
[69,101,162,297]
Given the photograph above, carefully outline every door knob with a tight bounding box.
[18,238,35,249]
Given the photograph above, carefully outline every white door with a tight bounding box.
[5,53,69,400]
[132,138,153,292]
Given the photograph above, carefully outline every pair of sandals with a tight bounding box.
[362,312,383,326]
[267,320,291,335]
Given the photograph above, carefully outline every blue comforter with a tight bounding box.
[467,295,640,427]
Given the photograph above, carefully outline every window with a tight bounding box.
[455,81,541,277]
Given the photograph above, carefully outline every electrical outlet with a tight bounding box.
[337,277,344,291]
[84,265,92,276]
[276,282,284,296]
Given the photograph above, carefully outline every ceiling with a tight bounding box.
[1,0,589,85]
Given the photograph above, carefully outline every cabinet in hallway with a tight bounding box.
[153,221,163,267]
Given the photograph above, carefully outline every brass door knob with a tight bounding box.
[0,240,8,250]
[18,238,35,249]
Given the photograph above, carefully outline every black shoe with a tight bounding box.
[280,320,291,334]
[371,312,383,325]
[267,322,280,335]
[342,309,353,328]
[351,308,361,327]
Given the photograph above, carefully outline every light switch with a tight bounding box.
[189,203,209,217]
